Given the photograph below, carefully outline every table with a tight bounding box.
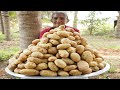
[5,63,110,79]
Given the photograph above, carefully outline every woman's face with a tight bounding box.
[51,13,69,28]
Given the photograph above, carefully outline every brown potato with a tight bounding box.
[61,38,71,44]
[40,37,49,44]
[18,53,28,62]
[62,58,74,65]
[23,49,32,56]
[70,41,77,47]
[94,58,103,63]
[67,47,76,53]
[77,61,89,72]
[14,68,21,74]
[81,51,93,62]
[57,44,71,50]
[48,47,58,55]
[98,63,105,69]
[70,53,81,62]
[24,62,36,69]
[69,69,82,76]
[40,70,57,76]
[58,50,69,58]
[54,59,67,68]
[90,66,99,72]
[48,62,59,71]
[56,31,70,37]
[64,65,77,71]
[58,70,69,76]
[30,52,44,58]
[81,37,88,46]
[89,61,98,67]
[47,33,60,40]
[32,39,40,45]
[82,68,92,74]
[68,36,75,41]
[44,54,53,59]
[27,57,48,64]
[7,64,17,71]
[48,56,57,62]
[35,63,48,70]
[49,39,59,46]
[76,45,85,55]
[17,63,25,69]
[19,69,39,76]
[56,53,61,59]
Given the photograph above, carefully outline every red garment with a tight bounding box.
[39,26,80,38]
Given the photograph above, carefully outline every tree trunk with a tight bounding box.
[115,11,120,38]
[0,11,4,34]
[17,11,41,50]
[1,11,11,40]
[73,11,78,28]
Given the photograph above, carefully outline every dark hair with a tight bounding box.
[51,12,69,21]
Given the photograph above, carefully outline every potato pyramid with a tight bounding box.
[7,25,106,77]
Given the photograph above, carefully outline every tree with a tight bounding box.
[115,11,120,38]
[73,11,78,28]
[1,11,11,41]
[80,11,110,35]
[17,11,41,50]
[0,11,4,34]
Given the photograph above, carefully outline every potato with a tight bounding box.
[48,62,59,71]
[64,65,77,71]
[67,47,76,53]
[98,63,105,69]
[82,68,92,74]
[48,56,57,62]
[62,58,74,65]
[81,37,88,46]
[49,39,59,46]
[17,63,25,69]
[24,62,36,69]
[44,54,53,59]
[58,70,69,76]
[75,40,81,45]
[14,68,21,74]
[18,53,28,62]
[69,69,82,76]
[76,45,85,55]
[27,57,48,64]
[30,52,44,58]
[74,35,80,40]
[58,50,69,58]
[89,61,98,67]
[37,43,52,49]
[68,36,75,41]
[61,38,71,44]
[48,47,58,55]
[47,33,60,40]
[56,31,70,37]
[56,53,61,59]
[85,48,94,54]
[70,53,81,62]
[70,41,77,47]
[32,39,40,45]
[7,64,17,71]
[40,37,49,44]
[94,58,103,63]
[42,32,50,37]
[40,70,57,76]
[57,44,71,50]
[90,66,99,72]
[23,49,31,56]
[81,51,93,62]
[77,61,89,72]
[19,69,39,76]
[54,59,66,68]
[73,32,80,36]
[35,63,48,70]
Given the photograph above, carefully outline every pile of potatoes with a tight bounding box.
[7,25,106,77]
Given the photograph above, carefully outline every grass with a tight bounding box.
[0,46,20,61]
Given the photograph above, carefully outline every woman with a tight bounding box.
[40,12,80,38]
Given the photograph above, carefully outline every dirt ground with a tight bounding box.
[0,37,120,79]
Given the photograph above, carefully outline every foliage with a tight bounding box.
[0,46,20,61]
[79,11,111,35]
